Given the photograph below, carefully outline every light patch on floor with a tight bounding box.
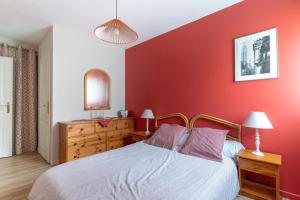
[0,152,50,200]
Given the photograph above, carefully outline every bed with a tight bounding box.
[29,113,242,200]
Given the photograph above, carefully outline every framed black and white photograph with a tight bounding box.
[235,28,278,82]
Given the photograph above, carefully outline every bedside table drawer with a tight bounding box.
[239,158,278,176]
[132,135,146,142]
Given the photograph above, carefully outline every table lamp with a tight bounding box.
[243,112,273,156]
[141,109,154,135]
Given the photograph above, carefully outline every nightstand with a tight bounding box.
[131,131,152,143]
[237,149,282,200]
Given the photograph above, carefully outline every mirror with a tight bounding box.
[84,69,110,110]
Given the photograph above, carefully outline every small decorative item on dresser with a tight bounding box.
[140,109,154,135]
[237,149,282,200]
[243,112,273,156]
[118,109,128,118]
[131,131,152,143]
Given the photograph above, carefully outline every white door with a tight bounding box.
[0,57,13,158]
[38,51,51,163]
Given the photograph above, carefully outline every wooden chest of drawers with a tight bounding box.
[59,118,134,163]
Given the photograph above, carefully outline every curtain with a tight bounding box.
[0,43,38,154]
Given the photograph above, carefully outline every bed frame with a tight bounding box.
[154,113,189,129]
[189,114,241,142]
[154,113,241,142]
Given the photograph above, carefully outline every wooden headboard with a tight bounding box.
[189,114,241,142]
[155,113,189,129]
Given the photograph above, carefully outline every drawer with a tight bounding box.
[107,129,133,141]
[68,133,106,146]
[68,143,106,160]
[107,130,123,141]
[121,128,133,138]
[68,140,100,149]
[95,120,117,132]
[117,119,134,130]
[67,123,94,137]
[107,140,124,150]
[95,132,106,143]
[239,158,278,176]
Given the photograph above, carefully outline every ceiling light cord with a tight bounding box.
[116,0,118,19]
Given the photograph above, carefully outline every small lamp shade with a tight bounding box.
[140,109,154,119]
[243,112,273,129]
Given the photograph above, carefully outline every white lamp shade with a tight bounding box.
[243,112,273,129]
[140,109,154,119]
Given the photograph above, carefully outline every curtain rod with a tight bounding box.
[0,43,37,53]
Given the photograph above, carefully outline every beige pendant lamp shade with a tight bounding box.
[94,0,138,44]
[94,19,138,44]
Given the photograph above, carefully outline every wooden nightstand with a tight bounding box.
[131,131,152,143]
[237,149,282,200]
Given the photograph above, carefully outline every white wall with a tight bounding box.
[51,25,125,164]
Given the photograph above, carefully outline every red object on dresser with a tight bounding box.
[125,0,300,199]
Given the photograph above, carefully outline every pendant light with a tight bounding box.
[94,0,138,44]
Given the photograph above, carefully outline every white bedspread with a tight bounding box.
[29,142,239,200]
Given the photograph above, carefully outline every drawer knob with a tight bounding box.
[80,128,84,131]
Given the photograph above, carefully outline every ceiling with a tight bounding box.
[0,0,242,48]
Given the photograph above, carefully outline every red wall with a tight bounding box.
[125,0,300,198]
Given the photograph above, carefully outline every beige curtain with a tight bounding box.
[0,43,38,154]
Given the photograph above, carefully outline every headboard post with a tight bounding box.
[189,114,241,142]
[154,113,189,129]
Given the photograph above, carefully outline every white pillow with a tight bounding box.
[222,140,245,159]
[173,132,189,151]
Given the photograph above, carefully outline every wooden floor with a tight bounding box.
[0,152,50,200]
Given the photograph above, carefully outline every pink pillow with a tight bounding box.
[145,123,186,149]
[180,128,228,162]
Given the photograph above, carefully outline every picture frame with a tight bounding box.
[234,28,278,82]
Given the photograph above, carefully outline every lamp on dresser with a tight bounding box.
[141,109,154,135]
[243,111,273,156]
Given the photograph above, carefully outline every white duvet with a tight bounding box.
[29,142,239,200]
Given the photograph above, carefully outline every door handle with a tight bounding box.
[0,102,10,113]
[7,102,10,113]
[42,102,50,114]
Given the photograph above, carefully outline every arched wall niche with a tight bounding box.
[84,68,111,110]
